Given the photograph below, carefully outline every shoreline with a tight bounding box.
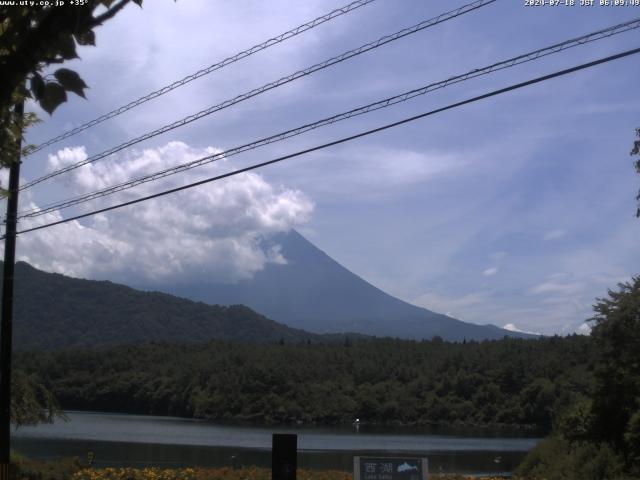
[55,409,546,435]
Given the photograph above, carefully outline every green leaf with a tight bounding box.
[30,73,45,100]
[22,144,37,156]
[40,82,67,115]
[57,34,78,60]
[74,30,95,46]
[16,82,30,99]
[54,68,88,98]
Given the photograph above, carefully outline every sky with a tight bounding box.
[7,0,640,336]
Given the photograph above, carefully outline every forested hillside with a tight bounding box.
[4,262,327,349]
[18,335,592,429]
[1,261,522,349]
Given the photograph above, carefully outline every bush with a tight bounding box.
[10,454,82,480]
[515,437,629,480]
[624,409,640,475]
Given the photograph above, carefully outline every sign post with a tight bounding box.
[272,433,297,480]
[354,457,429,480]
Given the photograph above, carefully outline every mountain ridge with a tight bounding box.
[2,261,332,350]
[2,231,532,348]
[144,230,533,341]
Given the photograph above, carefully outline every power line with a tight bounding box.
[13,46,640,237]
[28,0,378,154]
[18,17,640,219]
[21,0,497,190]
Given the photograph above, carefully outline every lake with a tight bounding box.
[13,411,541,476]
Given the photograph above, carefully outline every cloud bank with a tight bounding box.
[503,323,541,336]
[15,141,313,285]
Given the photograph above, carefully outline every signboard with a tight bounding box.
[353,457,428,480]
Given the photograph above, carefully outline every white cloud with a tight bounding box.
[412,291,489,321]
[503,323,541,335]
[575,323,592,336]
[543,229,566,241]
[547,272,568,280]
[483,267,498,276]
[489,251,507,261]
[282,146,468,199]
[15,141,314,284]
[530,281,583,295]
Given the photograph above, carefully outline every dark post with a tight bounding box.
[272,433,297,480]
[0,100,23,480]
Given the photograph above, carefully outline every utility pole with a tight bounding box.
[0,100,23,480]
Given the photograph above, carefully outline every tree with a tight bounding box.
[589,276,640,473]
[516,281,640,479]
[632,128,640,217]
[0,0,142,431]
[10,370,64,427]
[0,0,143,170]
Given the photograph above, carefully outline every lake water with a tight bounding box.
[13,411,541,476]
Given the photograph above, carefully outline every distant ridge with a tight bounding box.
[2,261,328,350]
[2,232,532,349]
[152,230,534,341]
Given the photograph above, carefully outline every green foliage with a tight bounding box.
[9,453,82,480]
[0,0,142,169]
[53,69,88,99]
[18,335,593,429]
[589,276,640,469]
[9,369,65,427]
[625,411,640,472]
[515,437,627,480]
[555,399,593,443]
[517,277,640,478]
[39,82,68,115]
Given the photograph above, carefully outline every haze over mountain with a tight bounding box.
[143,230,533,341]
[2,232,532,347]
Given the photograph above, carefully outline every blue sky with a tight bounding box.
[10,0,640,335]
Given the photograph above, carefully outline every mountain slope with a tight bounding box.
[2,261,324,350]
[156,230,532,341]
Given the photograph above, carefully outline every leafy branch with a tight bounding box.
[0,0,143,170]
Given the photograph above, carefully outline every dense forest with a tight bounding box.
[18,335,592,430]
[4,262,336,349]
[515,277,640,479]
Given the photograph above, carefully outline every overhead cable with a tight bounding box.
[18,18,640,219]
[21,0,497,190]
[28,0,378,154]
[13,46,640,237]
